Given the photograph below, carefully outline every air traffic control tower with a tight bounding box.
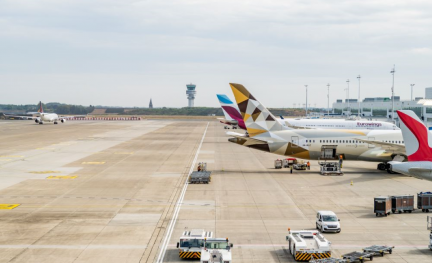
[186,83,196,107]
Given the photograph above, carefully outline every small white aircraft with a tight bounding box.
[35,101,67,125]
[389,110,432,180]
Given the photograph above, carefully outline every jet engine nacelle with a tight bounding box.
[35,119,39,123]
[61,119,66,123]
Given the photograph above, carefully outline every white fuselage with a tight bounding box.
[285,119,398,130]
[233,129,407,162]
[389,161,432,181]
[39,113,59,123]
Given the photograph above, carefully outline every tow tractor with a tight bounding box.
[200,238,233,263]
[177,229,213,259]
[286,229,332,261]
[428,216,432,250]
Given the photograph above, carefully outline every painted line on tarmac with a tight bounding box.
[156,122,209,263]
[0,245,147,249]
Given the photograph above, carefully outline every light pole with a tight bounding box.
[327,83,330,116]
[346,79,350,115]
[305,85,308,117]
[390,65,395,121]
[357,75,361,117]
[411,83,415,101]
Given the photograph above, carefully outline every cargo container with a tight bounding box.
[374,196,391,217]
[417,192,432,212]
[391,195,414,213]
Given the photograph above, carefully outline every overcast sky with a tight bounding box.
[1,0,431,108]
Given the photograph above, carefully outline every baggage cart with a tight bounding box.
[275,159,283,169]
[362,245,394,257]
[374,196,391,217]
[189,171,211,184]
[342,251,374,263]
[417,192,432,212]
[391,195,414,213]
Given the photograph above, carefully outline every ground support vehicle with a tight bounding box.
[190,171,211,184]
[283,158,297,168]
[341,251,374,263]
[316,211,341,233]
[428,216,432,250]
[310,258,347,263]
[294,161,308,170]
[418,192,432,212]
[362,245,394,257]
[318,161,342,175]
[200,238,233,263]
[275,159,283,169]
[374,196,391,217]
[177,229,213,259]
[286,229,332,262]
[391,195,414,213]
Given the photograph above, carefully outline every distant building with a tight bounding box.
[149,98,153,109]
[186,83,196,107]
[332,87,432,118]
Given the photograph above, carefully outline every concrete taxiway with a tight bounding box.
[0,120,432,263]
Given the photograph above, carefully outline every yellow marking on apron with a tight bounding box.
[0,204,20,210]
[114,152,134,155]
[82,162,105,165]
[0,155,24,158]
[29,171,61,174]
[47,175,78,179]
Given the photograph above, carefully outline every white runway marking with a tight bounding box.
[156,122,209,263]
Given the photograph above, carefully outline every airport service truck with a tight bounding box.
[286,229,332,261]
[200,238,233,263]
[177,229,213,259]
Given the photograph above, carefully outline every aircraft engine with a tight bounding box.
[35,119,39,123]
[61,119,66,123]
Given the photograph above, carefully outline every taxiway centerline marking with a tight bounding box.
[156,122,209,263]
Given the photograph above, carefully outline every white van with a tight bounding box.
[316,211,341,233]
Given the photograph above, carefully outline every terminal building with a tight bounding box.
[332,87,432,123]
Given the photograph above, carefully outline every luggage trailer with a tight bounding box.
[286,229,332,262]
[177,229,213,259]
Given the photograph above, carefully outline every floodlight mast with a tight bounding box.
[410,83,415,101]
[357,75,361,118]
[305,85,308,117]
[346,79,350,116]
[390,65,395,121]
[327,83,330,116]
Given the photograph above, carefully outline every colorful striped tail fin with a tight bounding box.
[229,83,283,137]
[397,110,432,161]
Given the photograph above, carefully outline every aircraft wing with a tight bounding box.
[218,118,238,125]
[356,138,406,152]
[226,131,269,145]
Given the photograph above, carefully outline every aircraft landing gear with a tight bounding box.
[39,121,44,125]
[377,163,387,171]
[54,122,58,124]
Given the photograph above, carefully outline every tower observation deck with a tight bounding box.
[186,83,196,107]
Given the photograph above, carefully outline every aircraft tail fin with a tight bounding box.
[217,94,237,121]
[229,83,283,137]
[38,101,44,113]
[397,110,432,161]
